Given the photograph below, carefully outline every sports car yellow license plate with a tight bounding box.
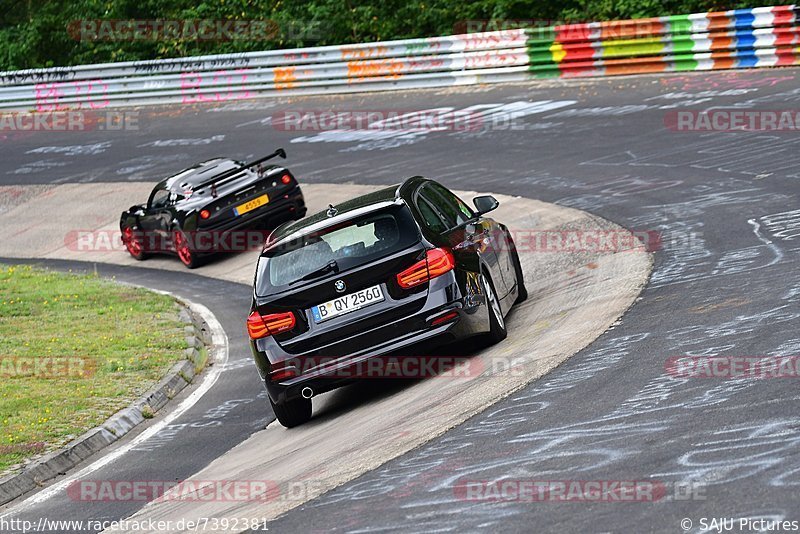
[234,194,269,216]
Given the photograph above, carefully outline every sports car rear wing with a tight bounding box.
[194,148,287,192]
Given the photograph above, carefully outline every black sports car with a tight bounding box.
[120,148,306,268]
[248,177,527,427]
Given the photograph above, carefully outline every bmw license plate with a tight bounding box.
[311,285,384,323]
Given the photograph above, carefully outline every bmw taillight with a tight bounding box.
[396,247,455,289]
[247,310,296,339]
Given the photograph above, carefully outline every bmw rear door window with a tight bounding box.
[416,196,448,233]
[429,183,474,221]
[420,183,471,229]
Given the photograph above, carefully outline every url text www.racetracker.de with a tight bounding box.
[0,516,270,533]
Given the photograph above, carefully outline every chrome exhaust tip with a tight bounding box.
[301,387,314,399]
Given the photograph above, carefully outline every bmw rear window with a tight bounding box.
[256,205,420,294]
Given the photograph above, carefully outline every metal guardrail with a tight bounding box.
[0,5,798,111]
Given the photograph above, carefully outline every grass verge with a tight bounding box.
[0,264,187,473]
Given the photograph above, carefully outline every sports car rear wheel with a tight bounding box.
[173,230,199,269]
[122,226,146,261]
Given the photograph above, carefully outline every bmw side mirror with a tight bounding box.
[473,195,499,215]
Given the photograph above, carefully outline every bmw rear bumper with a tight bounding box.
[251,272,489,405]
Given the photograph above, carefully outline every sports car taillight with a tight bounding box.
[247,310,296,339]
[199,209,210,219]
[280,174,292,185]
[396,247,455,289]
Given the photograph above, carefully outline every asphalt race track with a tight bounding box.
[1,67,800,532]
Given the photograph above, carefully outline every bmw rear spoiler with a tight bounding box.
[194,148,287,191]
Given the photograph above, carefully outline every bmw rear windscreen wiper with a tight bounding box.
[295,260,339,283]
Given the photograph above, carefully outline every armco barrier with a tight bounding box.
[1,5,798,111]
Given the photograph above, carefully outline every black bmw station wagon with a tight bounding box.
[247,177,527,427]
